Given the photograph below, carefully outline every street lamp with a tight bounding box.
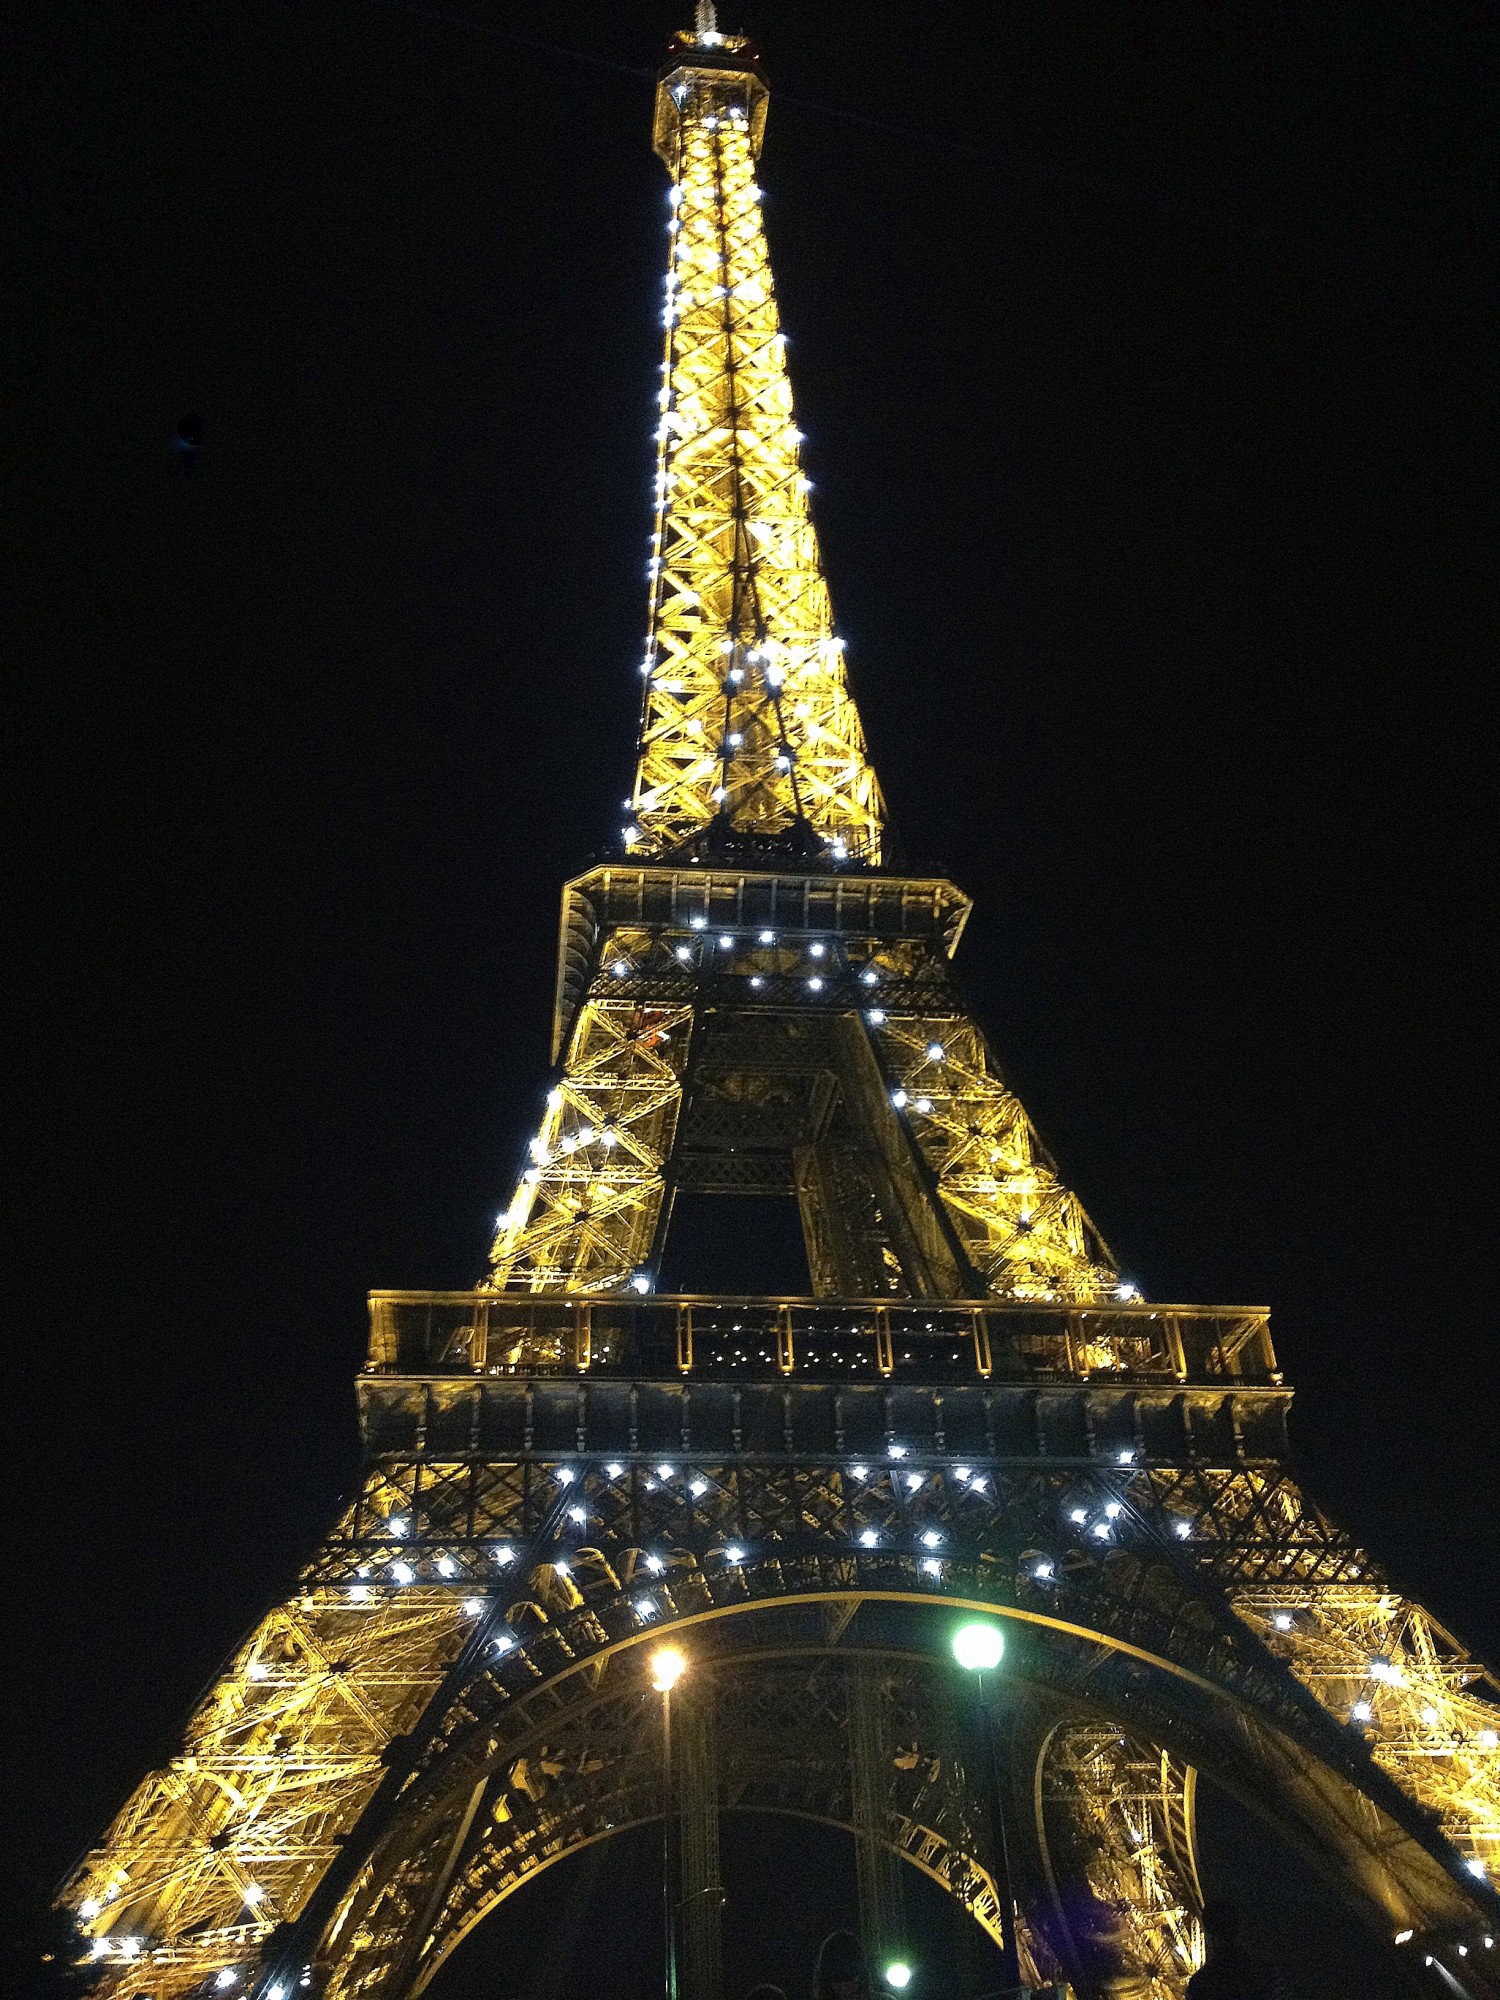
[951,1622,1022,1993]
[883,1960,914,1990]
[651,1648,687,2000]
[952,1622,1005,1673]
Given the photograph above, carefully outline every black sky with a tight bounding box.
[6,1,1498,1993]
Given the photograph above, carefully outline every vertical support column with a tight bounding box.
[678,1678,724,2000]
[850,1661,905,1978]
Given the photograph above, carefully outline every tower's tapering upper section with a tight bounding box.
[626,16,885,869]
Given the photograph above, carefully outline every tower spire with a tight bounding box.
[630,26,884,867]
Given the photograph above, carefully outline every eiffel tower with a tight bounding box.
[63,12,1500,2000]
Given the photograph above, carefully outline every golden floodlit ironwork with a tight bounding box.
[63,10,1500,2000]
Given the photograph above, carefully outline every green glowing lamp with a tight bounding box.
[951,1621,1005,1672]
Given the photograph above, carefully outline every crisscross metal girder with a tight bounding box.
[498,874,1117,1302]
[627,47,883,863]
[63,1440,1500,2000]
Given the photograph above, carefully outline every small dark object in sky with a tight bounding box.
[170,413,204,473]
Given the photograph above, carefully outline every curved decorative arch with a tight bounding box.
[306,1555,1487,2000]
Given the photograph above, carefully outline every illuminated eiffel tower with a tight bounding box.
[64,12,1500,2000]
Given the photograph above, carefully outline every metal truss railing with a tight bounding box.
[366,1291,1279,1386]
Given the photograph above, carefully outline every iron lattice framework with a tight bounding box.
[628,26,882,867]
[63,14,1500,2000]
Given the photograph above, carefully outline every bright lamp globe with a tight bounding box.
[650,1647,687,1692]
[951,1622,1005,1672]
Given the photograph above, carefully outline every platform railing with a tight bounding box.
[366,1293,1279,1386]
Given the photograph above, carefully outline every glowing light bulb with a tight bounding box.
[1273,1612,1293,1632]
[859,1529,880,1547]
[462,1596,483,1616]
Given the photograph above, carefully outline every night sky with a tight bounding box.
[7,2,1497,1995]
